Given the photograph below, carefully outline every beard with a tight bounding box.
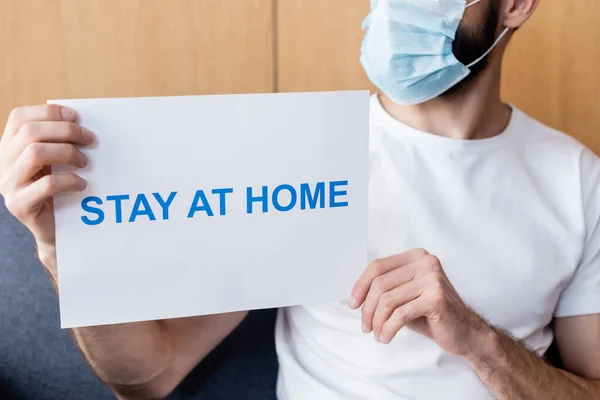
[440,0,501,98]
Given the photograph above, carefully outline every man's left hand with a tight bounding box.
[348,248,494,357]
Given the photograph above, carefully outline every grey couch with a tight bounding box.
[0,201,279,400]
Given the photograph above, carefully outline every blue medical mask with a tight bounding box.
[360,0,510,105]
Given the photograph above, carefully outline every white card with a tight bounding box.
[49,90,370,328]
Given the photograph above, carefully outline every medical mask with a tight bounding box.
[360,0,510,105]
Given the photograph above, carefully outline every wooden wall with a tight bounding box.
[501,0,599,154]
[1,0,598,154]
[276,0,372,93]
[0,0,274,120]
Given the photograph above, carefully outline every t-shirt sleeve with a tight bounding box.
[554,148,600,318]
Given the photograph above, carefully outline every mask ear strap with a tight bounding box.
[466,27,511,68]
[466,0,484,8]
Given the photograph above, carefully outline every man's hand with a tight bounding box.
[0,105,94,276]
[348,248,492,357]
[0,105,252,399]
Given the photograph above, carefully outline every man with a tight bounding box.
[0,0,598,398]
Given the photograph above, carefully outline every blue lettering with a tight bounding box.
[300,182,325,210]
[273,184,297,212]
[106,194,130,223]
[129,194,156,222]
[152,192,177,220]
[246,186,269,214]
[81,196,104,226]
[212,188,233,216]
[330,180,349,208]
[188,190,214,218]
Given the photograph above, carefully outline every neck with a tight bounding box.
[379,61,512,140]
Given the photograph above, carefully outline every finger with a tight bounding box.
[378,295,431,345]
[16,121,94,145]
[8,121,95,162]
[349,248,429,309]
[10,142,88,186]
[371,278,424,338]
[360,264,422,333]
[5,173,86,221]
[4,105,77,138]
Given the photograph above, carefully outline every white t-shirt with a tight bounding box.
[274,95,600,400]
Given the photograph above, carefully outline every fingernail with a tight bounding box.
[77,179,87,191]
[79,151,88,167]
[82,128,95,145]
[378,336,389,344]
[348,296,358,308]
[61,107,77,121]
[361,324,369,334]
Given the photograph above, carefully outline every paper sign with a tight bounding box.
[49,90,370,328]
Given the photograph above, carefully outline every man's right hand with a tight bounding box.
[0,104,94,278]
[0,105,249,399]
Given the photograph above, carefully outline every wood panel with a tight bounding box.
[501,0,600,154]
[277,0,600,154]
[276,0,374,93]
[0,0,274,133]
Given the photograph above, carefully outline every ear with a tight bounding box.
[501,0,541,29]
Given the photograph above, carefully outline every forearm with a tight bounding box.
[72,320,172,395]
[466,327,600,399]
[74,314,247,398]
[39,245,247,399]
[71,311,247,400]
[39,246,175,391]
